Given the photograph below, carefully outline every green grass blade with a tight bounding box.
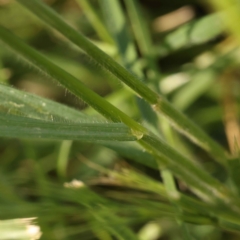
[16,0,159,104]
[100,0,159,135]
[102,141,158,169]
[92,209,140,240]
[100,0,138,69]
[172,70,216,110]
[0,25,146,137]
[121,4,190,236]
[75,0,114,44]
[0,114,137,141]
[123,0,161,88]
[157,13,224,57]
[100,0,160,135]
[139,134,240,210]
[15,0,230,166]
[123,0,152,59]
[64,184,140,240]
[0,83,101,123]
[57,140,73,178]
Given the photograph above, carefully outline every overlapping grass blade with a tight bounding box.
[0,26,146,135]
[75,0,114,45]
[61,184,141,240]
[15,0,230,166]
[121,2,192,236]
[100,0,160,135]
[0,24,238,211]
[123,0,160,86]
[100,0,138,69]
[172,49,235,110]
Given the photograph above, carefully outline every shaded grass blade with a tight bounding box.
[75,0,114,45]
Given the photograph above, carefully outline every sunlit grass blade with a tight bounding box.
[0,218,41,240]
[207,0,240,44]
[172,70,216,110]
[15,0,230,166]
[156,13,224,57]
[172,49,235,110]
[57,140,72,178]
[0,114,137,141]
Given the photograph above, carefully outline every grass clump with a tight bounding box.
[0,0,240,239]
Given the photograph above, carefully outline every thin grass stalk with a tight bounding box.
[75,0,114,45]
[100,0,161,137]
[123,0,161,88]
[122,1,192,236]
[0,27,145,136]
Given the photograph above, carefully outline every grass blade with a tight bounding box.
[100,0,160,135]
[0,83,99,123]
[57,140,73,178]
[157,13,224,57]
[100,0,138,69]
[75,0,114,44]
[64,183,140,240]
[0,114,137,141]
[123,0,161,85]
[102,141,158,169]
[0,25,146,136]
